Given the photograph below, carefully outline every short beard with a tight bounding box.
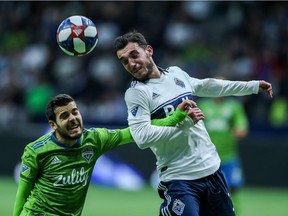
[56,125,82,141]
[136,60,154,82]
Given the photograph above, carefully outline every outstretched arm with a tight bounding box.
[13,179,33,216]
[119,100,197,145]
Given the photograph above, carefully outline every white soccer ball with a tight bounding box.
[56,15,98,56]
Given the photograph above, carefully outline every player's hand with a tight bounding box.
[259,81,273,98]
[177,100,204,124]
[187,107,205,124]
[177,100,197,112]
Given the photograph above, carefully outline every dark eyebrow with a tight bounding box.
[59,108,79,119]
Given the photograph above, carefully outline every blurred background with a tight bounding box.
[1,1,288,216]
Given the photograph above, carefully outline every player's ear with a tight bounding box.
[49,120,57,130]
[146,45,153,56]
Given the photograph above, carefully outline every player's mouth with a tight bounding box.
[132,68,141,74]
[68,125,81,133]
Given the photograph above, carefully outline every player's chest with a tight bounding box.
[148,75,193,118]
[41,144,98,173]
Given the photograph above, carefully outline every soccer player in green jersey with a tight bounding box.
[198,77,249,213]
[13,93,198,216]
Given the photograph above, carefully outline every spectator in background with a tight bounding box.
[198,75,249,213]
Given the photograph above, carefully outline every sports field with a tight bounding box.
[2,176,288,216]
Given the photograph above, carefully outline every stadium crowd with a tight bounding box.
[0,1,287,130]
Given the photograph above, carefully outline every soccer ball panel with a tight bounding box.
[56,15,98,56]
[73,38,86,54]
[84,26,97,37]
[58,28,72,42]
[69,15,84,26]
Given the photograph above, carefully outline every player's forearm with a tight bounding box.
[13,197,25,216]
[119,108,188,146]
[13,178,34,216]
[119,128,134,145]
[151,108,187,126]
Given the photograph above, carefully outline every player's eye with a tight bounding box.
[60,113,69,120]
[132,53,138,58]
[122,59,128,65]
[72,111,79,116]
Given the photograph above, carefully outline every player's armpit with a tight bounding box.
[13,178,34,216]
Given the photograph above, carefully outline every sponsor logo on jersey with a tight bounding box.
[174,78,185,88]
[172,199,185,215]
[21,164,30,177]
[51,156,62,164]
[82,146,94,163]
[151,93,193,119]
[53,167,89,187]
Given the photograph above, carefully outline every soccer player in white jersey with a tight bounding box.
[114,30,273,216]
[13,93,197,216]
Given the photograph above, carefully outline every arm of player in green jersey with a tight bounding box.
[119,107,188,145]
[13,178,34,216]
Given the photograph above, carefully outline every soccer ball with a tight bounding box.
[56,15,98,56]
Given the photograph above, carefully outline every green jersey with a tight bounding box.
[198,98,248,162]
[19,128,126,216]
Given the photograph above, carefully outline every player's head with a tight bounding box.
[46,94,83,145]
[113,30,148,54]
[114,30,156,81]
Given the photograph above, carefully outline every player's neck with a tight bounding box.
[54,132,77,147]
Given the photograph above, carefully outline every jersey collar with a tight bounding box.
[51,132,82,148]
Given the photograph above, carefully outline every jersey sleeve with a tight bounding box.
[92,128,128,152]
[98,107,188,147]
[125,87,193,149]
[19,146,39,183]
[13,178,34,216]
[151,108,187,126]
[185,74,259,97]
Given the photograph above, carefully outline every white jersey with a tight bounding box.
[125,66,259,181]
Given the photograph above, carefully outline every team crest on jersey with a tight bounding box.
[82,146,94,163]
[172,199,185,215]
[174,78,185,88]
[21,164,30,177]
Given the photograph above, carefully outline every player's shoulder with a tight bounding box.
[83,127,120,146]
[83,127,118,137]
[127,78,148,90]
[26,132,54,153]
[166,66,185,74]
